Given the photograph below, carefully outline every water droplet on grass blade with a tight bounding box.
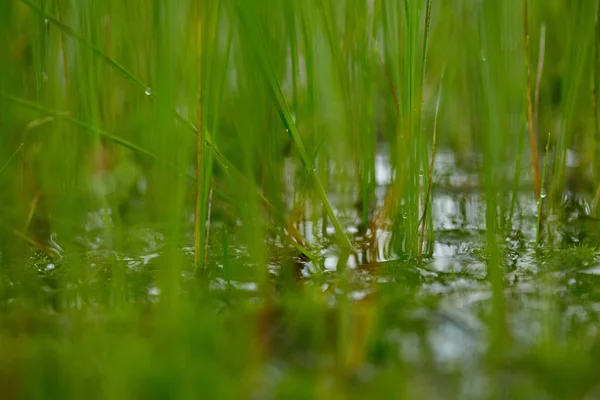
[144,87,152,96]
[540,189,547,199]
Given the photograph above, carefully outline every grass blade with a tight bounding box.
[0,142,24,175]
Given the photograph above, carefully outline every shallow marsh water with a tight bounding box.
[8,148,600,399]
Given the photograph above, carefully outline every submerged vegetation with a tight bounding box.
[2,0,600,398]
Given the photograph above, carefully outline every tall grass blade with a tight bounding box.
[0,142,24,175]
[537,133,551,244]
[194,3,205,271]
[524,0,541,199]
[418,69,443,260]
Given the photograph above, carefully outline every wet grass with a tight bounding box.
[2,0,600,398]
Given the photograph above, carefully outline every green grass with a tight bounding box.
[2,0,600,398]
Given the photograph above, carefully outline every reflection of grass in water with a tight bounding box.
[1,0,600,398]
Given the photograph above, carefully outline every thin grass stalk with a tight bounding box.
[524,0,541,199]
[399,0,429,257]
[285,3,298,113]
[200,2,226,268]
[508,125,526,229]
[595,0,600,175]
[374,39,400,114]
[534,24,546,137]
[420,0,432,79]
[529,24,547,228]
[309,0,331,241]
[593,1,600,215]
[415,0,433,258]
[194,3,204,270]
[420,0,433,224]
[203,188,213,266]
[55,0,71,105]
[418,70,443,261]
[477,0,510,351]
[403,0,417,255]
[0,143,24,176]
[36,0,47,100]
[388,0,407,256]
[536,133,551,244]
